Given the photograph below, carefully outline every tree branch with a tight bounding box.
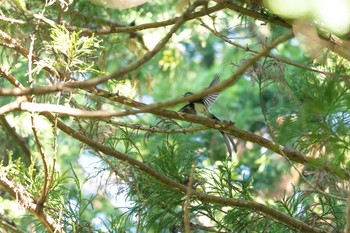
[0,173,63,233]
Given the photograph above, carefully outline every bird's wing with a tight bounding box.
[203,74,220,108]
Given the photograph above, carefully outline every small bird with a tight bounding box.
[179,74,237,156]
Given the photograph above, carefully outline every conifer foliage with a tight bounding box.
[0,0,349,232]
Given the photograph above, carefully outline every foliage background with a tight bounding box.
[0,0,349,232]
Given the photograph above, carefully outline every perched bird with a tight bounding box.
[179,74,237,156]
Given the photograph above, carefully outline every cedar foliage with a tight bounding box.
[0,0,349,232]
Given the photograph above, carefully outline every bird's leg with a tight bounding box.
[177,111,186,119]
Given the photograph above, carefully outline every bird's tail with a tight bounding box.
[219,131,237,157]
[210,114,237,156]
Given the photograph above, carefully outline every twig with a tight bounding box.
[30,115,49,206]
[0,15,26,24]
[0,67,25,88]
[0,115,31,163]
[0,95,311,166]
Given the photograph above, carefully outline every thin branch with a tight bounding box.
[30,114,49,206]
[0,96,27,115]
[0,115,31,163]
[64,1,204,89]
[0,217,26,233]
[107,119,208,134]
[42,111,325,233]
[2,31,318,174]
[0,67,26,88]
[0,172,63,233]
[0,15,26,24]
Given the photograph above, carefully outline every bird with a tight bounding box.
[179,74,237,156]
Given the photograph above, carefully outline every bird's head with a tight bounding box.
[183,92,194,97]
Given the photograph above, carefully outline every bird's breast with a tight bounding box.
[193,103,210,116]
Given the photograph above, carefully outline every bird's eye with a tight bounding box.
[183,92,193,97]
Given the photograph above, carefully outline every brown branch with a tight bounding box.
[113,93,308,163]
[0,84,70,96]
[42,111,325,233]
[0,172,63,233]
[0,67,26,88]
